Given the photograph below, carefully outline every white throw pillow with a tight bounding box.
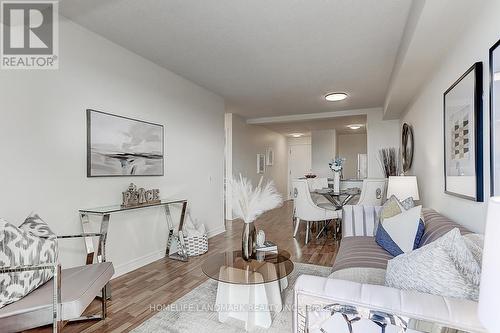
[375,205,424,256]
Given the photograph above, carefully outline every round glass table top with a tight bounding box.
[201,250,294,285]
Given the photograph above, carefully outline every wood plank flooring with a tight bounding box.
[28,200,339,333]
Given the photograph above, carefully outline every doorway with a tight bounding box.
[288,142,312,199]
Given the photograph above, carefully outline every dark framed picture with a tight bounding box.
[490,39,500,195]
[87,109,164,177]
[443,62,483,202]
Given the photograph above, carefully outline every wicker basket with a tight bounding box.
[182,233,208,256]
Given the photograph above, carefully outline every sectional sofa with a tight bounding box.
[294,206,485,333]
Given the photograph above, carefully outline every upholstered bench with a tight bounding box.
[0,262,114,332]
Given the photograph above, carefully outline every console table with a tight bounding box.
[78,199,189,265]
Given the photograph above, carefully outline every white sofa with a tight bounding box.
[293,206,485,333]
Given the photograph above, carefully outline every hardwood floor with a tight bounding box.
[28,200,339,333]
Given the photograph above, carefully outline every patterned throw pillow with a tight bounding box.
[400,197,415,210]
[380,195,403,220]
[0,214,58,309]
[375,205,425,256]
[385,228,481,301]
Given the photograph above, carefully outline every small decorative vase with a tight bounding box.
[256,230,266,247]
[242,222,257,261]
[333,171,341,194]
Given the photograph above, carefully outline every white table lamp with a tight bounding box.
[386,176,419,200]
[478,197,500,332]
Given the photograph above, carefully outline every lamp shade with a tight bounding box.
[478,197,500,332]
[386,176,419,200]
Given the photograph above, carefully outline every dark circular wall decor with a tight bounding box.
[401,123,414,173]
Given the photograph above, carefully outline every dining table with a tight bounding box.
[312,187,361,239]
[314,187,360,209]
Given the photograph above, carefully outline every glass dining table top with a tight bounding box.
[202,250,294,285]
[315,188,360,196]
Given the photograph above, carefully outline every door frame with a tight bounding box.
[287,140,312,199]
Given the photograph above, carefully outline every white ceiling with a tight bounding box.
[260,115,367,136]
[60,0,412,118]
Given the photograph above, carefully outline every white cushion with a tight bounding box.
[379,205,422,253]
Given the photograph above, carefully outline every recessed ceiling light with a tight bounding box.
[291,133,303,138]
[325,92,348,102]
[347,124,363,130]
[495,71,500,81]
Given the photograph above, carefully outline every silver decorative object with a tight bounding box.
[242,222,257,261]
[256,230,266,247]
[121,183,160,208]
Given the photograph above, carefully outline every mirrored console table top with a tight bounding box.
[79,198,187,215]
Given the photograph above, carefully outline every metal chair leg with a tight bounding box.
[305,221,311,244]
[293,218,300,237]
[316,220,331,239]
[101,286,107,319]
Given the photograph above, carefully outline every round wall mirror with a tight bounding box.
[402,123,414,173]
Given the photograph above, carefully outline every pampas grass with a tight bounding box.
[231,174,283,224]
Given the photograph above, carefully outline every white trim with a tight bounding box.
[246,107,380,124]
[224,113,233,220]
[207,225,226,238]
[112,250,165,278]
[112,226,226,278]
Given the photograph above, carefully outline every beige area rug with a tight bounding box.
[132,262,332,333]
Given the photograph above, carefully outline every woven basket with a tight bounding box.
[183,233,208,256]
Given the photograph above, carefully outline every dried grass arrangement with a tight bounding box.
[379,147,401,177]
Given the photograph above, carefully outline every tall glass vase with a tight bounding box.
[242,222,257,261]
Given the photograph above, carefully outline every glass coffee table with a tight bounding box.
[202,250,294,331]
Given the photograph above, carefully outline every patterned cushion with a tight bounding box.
[385,228,481,301]
[400,197,415,210]
[376,206,425,256]
[420,209,471,246]
[380,195,403,220]
[0,214,58,309]
[333,236,393,272]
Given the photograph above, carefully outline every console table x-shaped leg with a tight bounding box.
[79,200,189,266]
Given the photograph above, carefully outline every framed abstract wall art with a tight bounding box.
[87,109,164,177]
[443,62,483,201]
[257,154,265,174]
[490,39,500,195]
[266,147,274,166]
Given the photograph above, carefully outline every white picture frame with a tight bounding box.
[257,154,265,174]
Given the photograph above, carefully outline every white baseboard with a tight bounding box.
[207,225,226,238]
[112,225,226,279]
[112,250,165,279]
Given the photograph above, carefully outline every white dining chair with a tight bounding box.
[356,178,388,206]
[292,179,340,244]
[307,177,331,205]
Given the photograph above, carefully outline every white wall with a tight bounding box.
[367,108,400,178]
[0,18,225,277]
[337,133,367,179]
[311,130,336,177]
[401,1,500,232]
[229,113,288,198]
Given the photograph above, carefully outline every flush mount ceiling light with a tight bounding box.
[347,124,363,130]
[291,133,303,138]
[325,92,348,101]
[495,71,500,81]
